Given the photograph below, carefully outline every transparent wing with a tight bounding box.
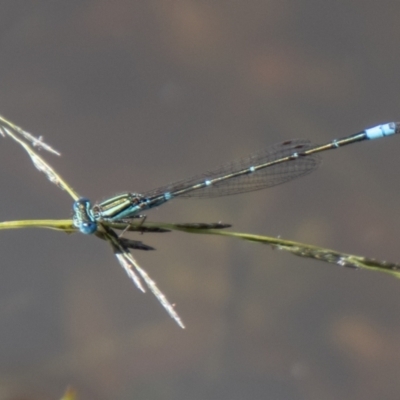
[143,140,320,199]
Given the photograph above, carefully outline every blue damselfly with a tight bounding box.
[73,122,399,234]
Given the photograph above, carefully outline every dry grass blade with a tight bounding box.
[99,225,185,328]
[174,228,400,278]
[0,219,75,232]
[1,215,398,280]
[0,124,79,200]
[0,114,60,155]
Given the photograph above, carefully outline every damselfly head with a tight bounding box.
[73,198,97,234]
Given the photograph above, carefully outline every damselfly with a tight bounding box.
[73,122,399,234]
[1,116,399,328]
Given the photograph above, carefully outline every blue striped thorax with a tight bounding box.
[92,193,146,221]
[73,193,152,234]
